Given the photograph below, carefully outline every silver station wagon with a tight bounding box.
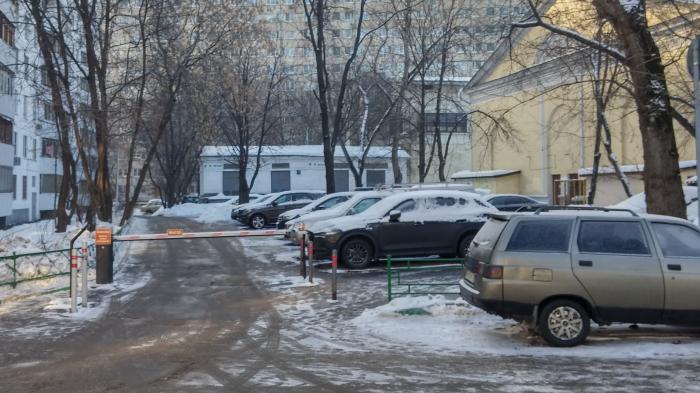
[460,206,700,347]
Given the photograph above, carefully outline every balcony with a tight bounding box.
[0,94,15,119]
[0,142,11,167]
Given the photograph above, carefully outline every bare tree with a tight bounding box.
[514,0,687,217]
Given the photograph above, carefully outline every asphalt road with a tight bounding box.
[1,216,700,392]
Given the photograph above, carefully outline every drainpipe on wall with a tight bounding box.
[539,92,550,201]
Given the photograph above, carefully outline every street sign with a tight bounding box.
[95,228,112,245]
[167,228,184,236]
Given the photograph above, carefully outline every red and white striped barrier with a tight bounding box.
[112,229,286,242]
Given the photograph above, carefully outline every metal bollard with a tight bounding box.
[299,233,307,279]
[70,249,78,313]
[81,241,88,308]
[308,240,314,284]
[331,249,338,300]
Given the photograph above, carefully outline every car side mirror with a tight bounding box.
[271,201,278,207]
[388,210,401,222]
[347,208,357,216]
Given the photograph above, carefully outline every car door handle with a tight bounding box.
[413,222,424,226]
[579,260,593,267]
[668,264,682,271]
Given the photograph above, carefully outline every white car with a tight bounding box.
[276,191,356,230]
[285,191,392,241]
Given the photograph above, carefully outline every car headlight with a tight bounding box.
[318,230,341,244]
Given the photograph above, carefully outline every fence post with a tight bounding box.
[331,249,338,300]
[387,255,392,302]
[300,233,307,278]
[81,241,88,308]
[308,240,314,284]
[70,249,78,313]
[11,252,16,289]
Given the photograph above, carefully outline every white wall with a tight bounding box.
[200,155,409,195]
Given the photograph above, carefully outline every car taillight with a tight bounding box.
[481,265,503,279]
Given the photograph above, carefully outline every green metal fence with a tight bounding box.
[0,248,79,289]
[385,256,464,301]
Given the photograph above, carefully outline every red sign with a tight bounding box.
[95,228,112,245]
[167,228,184,236]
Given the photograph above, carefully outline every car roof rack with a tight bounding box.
[532,205,639,217]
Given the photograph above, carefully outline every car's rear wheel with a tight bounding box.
[538,299,590,347]
[341,238,373,269]
[250,214,267,230]
[458,235,475,258]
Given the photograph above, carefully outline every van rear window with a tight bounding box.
[506,220,572,252]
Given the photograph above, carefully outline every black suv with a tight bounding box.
[238,190,324,229]
[307,190,497,268]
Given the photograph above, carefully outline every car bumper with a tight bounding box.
[460,279,534,321]
[308,234,334,260]
[277,219,288,230]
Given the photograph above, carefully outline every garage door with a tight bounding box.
[271,171,291,192]
[334,170,349,192]
[366,170,386,187]
[222,171,239,195]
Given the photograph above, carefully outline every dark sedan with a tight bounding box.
[238,190,324,229]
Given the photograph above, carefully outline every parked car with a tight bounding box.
[612,186,698,220]
[276,191,356,230]
[231,193,278,221]
[285,191,392,240]
[307,190,497,268]
[182,194,199,204]
[228,194,263,206]
[460,206,700,347]
[486,194,546,212]
[238,190,325,229]
[140,199,163,214]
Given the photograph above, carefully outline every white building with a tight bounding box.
[0,1,90,228]
[200,145,410,195]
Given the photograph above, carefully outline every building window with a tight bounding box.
[43,101,56,122]
[22,175,27,199]
[0,66,12,95]
[0,117,11,145]
[22,135,27,158]
[80,77,89,91]
[0,166,12,193]
[12,174,16,199]
[40,174,60,193]
[40,66,49,86]
[41,138,59,158]
[32,139,36,160]
[32,175,35,188]
[0,11,15,47]
[133,168,140,177]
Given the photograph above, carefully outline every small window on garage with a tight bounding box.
[506,219,573,252]
[577,221,650,255]
[366,170,385,186]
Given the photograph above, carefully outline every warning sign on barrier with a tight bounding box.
[95,228,112,245]
[167,228,184,236]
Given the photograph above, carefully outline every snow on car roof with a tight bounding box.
[201,145,410,159]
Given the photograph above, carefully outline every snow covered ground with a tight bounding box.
[238,235,700,360]
[0,217,151,337]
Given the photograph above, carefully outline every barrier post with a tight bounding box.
[331,249,338,300]
[95,228,114,284]
[70,249,78,313]
[300,233,307,278]
[308,240,314,284]
[81,240,88,307]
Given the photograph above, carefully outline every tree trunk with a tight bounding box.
[592,0,685,218]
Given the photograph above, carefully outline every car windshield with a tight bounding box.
[351,197,382,214]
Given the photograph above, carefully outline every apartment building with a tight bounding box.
[250,0,525,183]
[0,1,91,228]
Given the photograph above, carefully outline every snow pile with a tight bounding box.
[352,295,700,358]
[612,186,698,224]
[162,202,234,224]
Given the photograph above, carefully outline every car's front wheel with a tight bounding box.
[538,299,590,347]
[341,238,373,269]
[249,214,267,230]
